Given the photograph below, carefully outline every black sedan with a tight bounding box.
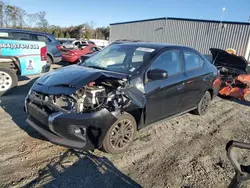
[24,42,220,154]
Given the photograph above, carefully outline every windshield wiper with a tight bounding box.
[86,65,107,70]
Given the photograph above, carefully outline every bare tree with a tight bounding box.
[82,21,96,39]
[36,11,49,30]
[0,1,4,27]
[25,13,39,28]
[4,5,18,27]
[16,7,26,28]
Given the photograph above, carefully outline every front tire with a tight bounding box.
[102,113,137,154]
[0,68,18,96]
[194,91,211,115]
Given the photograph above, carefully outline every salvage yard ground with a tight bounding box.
[1,64,250,188]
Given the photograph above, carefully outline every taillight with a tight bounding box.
[56,45,61,50]
[69,51,76,56]
[40,46,47,61]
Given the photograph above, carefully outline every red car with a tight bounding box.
[61,44,101,63]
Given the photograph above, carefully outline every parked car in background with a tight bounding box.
[0,32,49,95]
[25,42,220,154]
[88,39,109,48]
[80,39,144,62]
[59,39,96,49]
[61,44,101,63]
[0,29,62,66]
[59,39,75,48]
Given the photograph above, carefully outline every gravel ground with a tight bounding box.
[1,63,250,188]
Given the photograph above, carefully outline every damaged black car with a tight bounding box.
[24,43,220,154]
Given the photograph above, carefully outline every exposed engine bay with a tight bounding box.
[29,78,132,115]
[72,79,131,113]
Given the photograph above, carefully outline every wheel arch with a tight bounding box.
[46,52,54,63]
[0,56,21,75]
[126,108,144,130]
[208,88,214,99]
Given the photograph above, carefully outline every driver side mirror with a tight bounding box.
[147,69,168,80]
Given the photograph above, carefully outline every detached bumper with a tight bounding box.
[27,116,87,149]
[25,102,117,150]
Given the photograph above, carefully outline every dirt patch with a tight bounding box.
[1,64,250,187]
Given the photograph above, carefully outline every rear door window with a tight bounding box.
[36,35,51,42]
[11,32,34,40]
[150,50,182,76]
[184,51,204,71]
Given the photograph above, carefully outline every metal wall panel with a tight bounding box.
[110,18,250,58]
[110,19,166,43]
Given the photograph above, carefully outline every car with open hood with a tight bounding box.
[210,48,250,100]
[24,42,220,154]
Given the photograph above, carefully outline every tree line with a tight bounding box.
[0,1,110,40]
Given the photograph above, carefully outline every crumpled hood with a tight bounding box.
[32,65,128,95]
[210,48,248,73]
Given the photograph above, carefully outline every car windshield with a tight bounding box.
[83,44,155,74]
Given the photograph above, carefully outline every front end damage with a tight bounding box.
[25,66,145,150]
[210,48,250,101]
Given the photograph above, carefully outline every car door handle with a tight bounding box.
[177,83,185,90]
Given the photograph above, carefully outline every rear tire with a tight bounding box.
[46,55,53,71]
[102,112,137,154]
[244,94,250,101]
[75,58,82,64]
[0,68,18,96]
[194,91,211,115]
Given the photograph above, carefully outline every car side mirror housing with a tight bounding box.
[148,69,168,80]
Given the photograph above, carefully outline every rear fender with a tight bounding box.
[47,52,54,62]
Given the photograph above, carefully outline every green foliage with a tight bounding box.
[65,32,70,38]
[58,31,64,38]
[52,30,59,38]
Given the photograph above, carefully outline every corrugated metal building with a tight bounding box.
[110,17,250,60]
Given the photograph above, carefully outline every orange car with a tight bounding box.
[61,44,101,63]
[210,48,250,100]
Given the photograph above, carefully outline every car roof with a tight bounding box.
[0,28,52,36]
[115,42,194,51]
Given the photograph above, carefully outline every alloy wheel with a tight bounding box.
[0,71,12,92]
[201,94,211,114]
[110,119,134,150]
